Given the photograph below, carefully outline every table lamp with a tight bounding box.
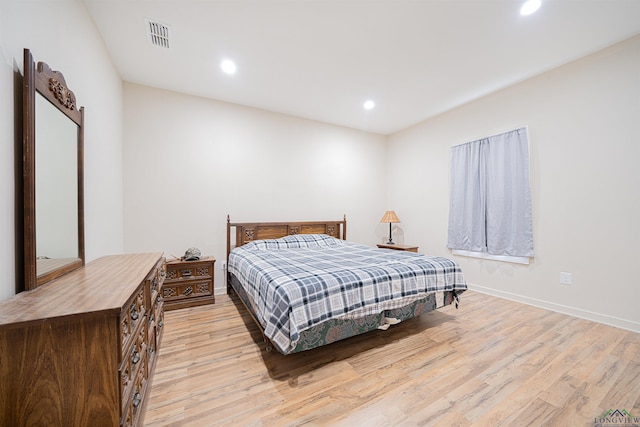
[380,210,400,244]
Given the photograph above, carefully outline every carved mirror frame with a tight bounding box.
[23,49,85,290]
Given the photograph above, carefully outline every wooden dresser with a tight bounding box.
[163,256,215,310]
[0,252,165,427]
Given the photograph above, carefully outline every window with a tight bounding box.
[447,127,534,262]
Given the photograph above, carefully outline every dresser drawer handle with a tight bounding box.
[132,392,141,408]
[130,305,139,321]
[131,349,140,365]
[181,269,192,277]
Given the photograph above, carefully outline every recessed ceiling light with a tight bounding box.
[221,59,237,75]
[520,0,541,16]
[363,100,375,110]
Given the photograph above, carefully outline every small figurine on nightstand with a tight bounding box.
[182,247,201,261]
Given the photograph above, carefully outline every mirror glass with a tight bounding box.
[35,94,80,277]
[23,48,84,290]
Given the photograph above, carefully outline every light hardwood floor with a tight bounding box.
[143,291,640,426]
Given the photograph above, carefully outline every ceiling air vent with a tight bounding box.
[145,18,171,49]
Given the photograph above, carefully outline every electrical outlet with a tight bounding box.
[221,262,226,271]
[560,272,572,285]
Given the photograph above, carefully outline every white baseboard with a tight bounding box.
[467,283,640,334]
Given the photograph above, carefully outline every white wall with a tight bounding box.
[387,35,640,332]
[0,0,124,300]
[2,1,637,335]
[123,83,387,293]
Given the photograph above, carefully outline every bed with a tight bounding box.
[226,216,467,355]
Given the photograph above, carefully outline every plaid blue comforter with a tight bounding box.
[228,234,467,354]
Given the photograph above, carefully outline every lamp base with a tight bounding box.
[387,222,394,245]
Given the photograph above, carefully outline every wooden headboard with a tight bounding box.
[226,215,347,273]
[226,214,346,252]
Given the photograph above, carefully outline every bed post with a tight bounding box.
[343,214,347,240]
[226,215,231,292]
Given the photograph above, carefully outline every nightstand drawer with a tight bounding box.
[163,279,213,300]
[165,258,213,281]
[162,279,214,310]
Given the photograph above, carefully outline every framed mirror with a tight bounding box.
[23,49,85,290]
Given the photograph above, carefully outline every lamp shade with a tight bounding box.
[380,210,400,223]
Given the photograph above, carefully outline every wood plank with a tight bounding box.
[143,291,640,426]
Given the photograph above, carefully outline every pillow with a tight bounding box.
[240,234,341,251]
[239,239,286,251]
[279,233,341,248]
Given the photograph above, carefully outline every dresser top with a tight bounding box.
[0,252,163,329]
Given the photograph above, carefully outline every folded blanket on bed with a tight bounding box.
[228,234,467,354]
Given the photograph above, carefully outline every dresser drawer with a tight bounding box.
[147,296,163,369]
[154,300,165,345]
[153,293,164,320]
[148,260,164,297]
[120,347,148,427]
[120,286,146,360]
[120,318,147,396]
[120,325,147,416]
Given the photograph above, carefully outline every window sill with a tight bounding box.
[451,249,530,265]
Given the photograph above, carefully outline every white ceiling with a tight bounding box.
[82,0,640,135]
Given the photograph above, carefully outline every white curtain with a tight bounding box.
[448,127,534,257]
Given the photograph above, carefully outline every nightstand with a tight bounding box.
[163,256,215,310]
[377,243,419,253]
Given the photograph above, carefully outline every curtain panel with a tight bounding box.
[447,127,534,258]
